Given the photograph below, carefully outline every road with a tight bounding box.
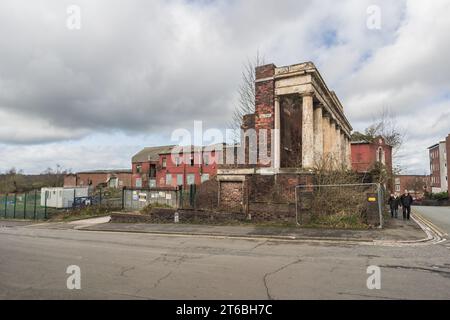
[414,206,450,235]
[0,220,450,300]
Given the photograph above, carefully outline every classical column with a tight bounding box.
[313,104,324,165]
[322,112,332,160]
[346,135,352,170]
[329,120,336,163]
[335,125,342,168]
[301,92,314,169]
[273,96,281,170]
[340,132,346,168]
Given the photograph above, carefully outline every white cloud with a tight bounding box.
[0,0,449,174]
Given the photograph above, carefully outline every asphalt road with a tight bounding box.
[1,221,450,300]
[414,206,450,235]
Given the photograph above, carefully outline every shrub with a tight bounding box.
[431,191,449,201]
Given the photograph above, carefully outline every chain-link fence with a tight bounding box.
[295,183,385,228]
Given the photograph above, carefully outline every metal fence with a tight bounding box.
[295,183,385,228]
[122,185,198,211]
[0,191,59,220]
[122,188,179,211]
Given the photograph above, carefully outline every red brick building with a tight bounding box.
[156,147,221,188]
[351,136,393,174]
[393,175,430,200]
[64,170,132,189]
[131,145,222,189]
[131,145,174,188]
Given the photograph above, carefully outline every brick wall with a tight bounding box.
[219,181,243,212]
[255,64,275,167]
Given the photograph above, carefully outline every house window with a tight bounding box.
[175,157,180,167]
[135,178,142,188]
[149,164,156,178]
[190,156,194,166]
[162,158,167,168]
[149,179,156,188]
[166,174,172,186]
[187,174,195,185]
[203,154,209,166]
[395,185,400,192]
[136,164,142,173]
[201,174,210,183]
[177,174,183,186]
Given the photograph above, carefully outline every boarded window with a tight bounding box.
[187,174,195,185]
[166,174,172,185]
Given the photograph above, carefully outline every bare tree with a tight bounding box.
[365,107,405,151]
[228,52,265,142]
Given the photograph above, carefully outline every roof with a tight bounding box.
[428,143,440,149]
[77,169,132,174]
[158,143,227,155]
[132,145,175,163]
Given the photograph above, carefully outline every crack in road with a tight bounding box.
[263,258,302,300]
[153,271,173,289]
[380,265,450,278]
[119,265,136,277]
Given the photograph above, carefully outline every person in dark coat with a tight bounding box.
[400,190,413,220]
[388,193,400,218]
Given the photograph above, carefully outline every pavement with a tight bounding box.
[1,209,443,245]
[78,216,428,244]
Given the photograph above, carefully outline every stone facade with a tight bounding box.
[216,61,353,216]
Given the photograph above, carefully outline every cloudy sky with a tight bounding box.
[0,0,449,174]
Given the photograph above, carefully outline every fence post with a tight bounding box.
[13,193,17,219]
[377,184,383,229]
[44,191,48,219]
[121,187,125,210]
[4,194,7,218]
[33,190,37,220]
[23,193,27,219]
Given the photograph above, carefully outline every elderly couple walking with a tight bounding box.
[388,190,414,220]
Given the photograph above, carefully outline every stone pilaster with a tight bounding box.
[301,92,314,169]
[273,96,280,170]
